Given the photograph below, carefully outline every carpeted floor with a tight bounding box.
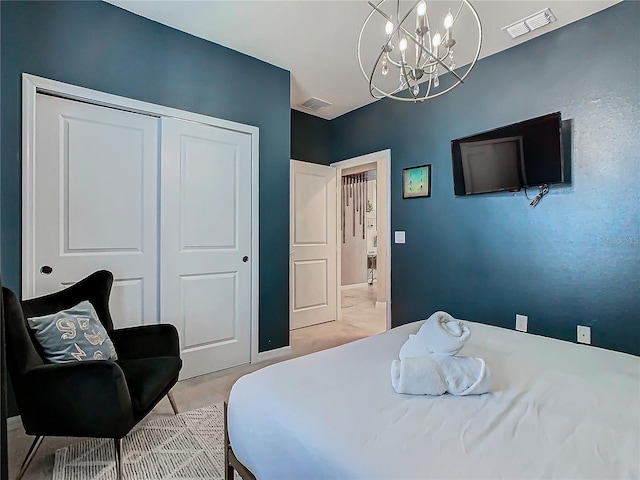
[53,404,230,480]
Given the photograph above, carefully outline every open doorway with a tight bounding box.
[288,151,390,357]
[332,150,391,333]
[339,168,385,334]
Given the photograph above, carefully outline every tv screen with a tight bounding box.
[451,112,563,196]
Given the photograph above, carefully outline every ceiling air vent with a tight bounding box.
[298,97,332,111]
[503,8,556,40]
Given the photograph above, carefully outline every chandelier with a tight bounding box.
[358,0,482,102]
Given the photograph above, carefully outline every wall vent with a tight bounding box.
[503,8,556,39]
[298,97,332,111]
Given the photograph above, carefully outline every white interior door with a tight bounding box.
[161,118,252,379]
[31,94,159,328]
[290,160,337,329]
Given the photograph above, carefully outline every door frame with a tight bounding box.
[331,149,392,331]
[21,73,261,363]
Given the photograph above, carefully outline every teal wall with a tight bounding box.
[331,2,640,355]
[0,1,291,352]
[291,109,333,165]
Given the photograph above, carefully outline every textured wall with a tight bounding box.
[0,1,291,353]
[291,109,333,165]
[332,2,640,355]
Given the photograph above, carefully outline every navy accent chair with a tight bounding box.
[2,270,182,479]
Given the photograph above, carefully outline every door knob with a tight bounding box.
[243,256,249,263]
[40,265,53,275]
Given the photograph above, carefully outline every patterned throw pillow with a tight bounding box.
[28,300,118,363]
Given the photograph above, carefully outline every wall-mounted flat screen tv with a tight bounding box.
[451,112,564,196]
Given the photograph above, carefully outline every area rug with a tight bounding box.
[53,404,234,480]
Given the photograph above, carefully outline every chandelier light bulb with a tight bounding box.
[385,20,394,35]
[444,10,454,29]
[432,31,442,47]
[399,37,408,52]
[417,1,427,17]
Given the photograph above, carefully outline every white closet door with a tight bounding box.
[32,94,159,329]
[160,118,252,379]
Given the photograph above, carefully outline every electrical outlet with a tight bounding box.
[577,325,591,344]
[515,314,528,332]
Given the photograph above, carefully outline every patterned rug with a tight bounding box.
[53,404,233,480]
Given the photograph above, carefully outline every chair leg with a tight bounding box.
[167,390,179,415]
[114,438,123,480]
[16,435,44,480]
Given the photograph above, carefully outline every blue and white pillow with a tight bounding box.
[28,300,118,363]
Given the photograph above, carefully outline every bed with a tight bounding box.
[226,320,640,479]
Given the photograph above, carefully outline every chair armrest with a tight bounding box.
[110,324,180,360]
[20,361,134,438]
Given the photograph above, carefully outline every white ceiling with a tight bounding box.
[106,0,620,120]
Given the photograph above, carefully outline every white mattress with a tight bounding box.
[228,321,640,479]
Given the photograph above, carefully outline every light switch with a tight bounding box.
[395,231,406,244]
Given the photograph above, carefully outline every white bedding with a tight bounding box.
[228,321,640,479]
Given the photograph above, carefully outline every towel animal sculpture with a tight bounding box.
[393,311,491,396]
[399,311,470,358]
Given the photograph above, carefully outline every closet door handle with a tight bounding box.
[243,256,249,263]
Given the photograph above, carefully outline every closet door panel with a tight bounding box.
[31,94,159,328]
[161,118,252,379]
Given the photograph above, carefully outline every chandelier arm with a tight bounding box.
[420,47,452,70]
[401,62,419,101]
[370,81,405,99]
[367,44,391,98]
[386,56,403,68]
[419,6,432,66]
[401,27,464,83]
[358,1,390,98]
[452,1,464,24]
[424,73,433,98]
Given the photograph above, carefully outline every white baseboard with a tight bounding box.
[254,345,292,363]
[341,282,370,290]
[7,415,23,432]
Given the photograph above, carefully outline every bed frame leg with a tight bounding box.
[224,401,233,480]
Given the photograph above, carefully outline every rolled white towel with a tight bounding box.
[438,356,492,396]
[399,311,470,358]
[391,356,491,396]
[391,356,447,396]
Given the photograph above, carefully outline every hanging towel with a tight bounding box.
[391,356,491,396]
[399,311,470,358]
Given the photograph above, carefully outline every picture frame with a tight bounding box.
[402,164,431,199]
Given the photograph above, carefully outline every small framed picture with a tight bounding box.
[402,164,431,199]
